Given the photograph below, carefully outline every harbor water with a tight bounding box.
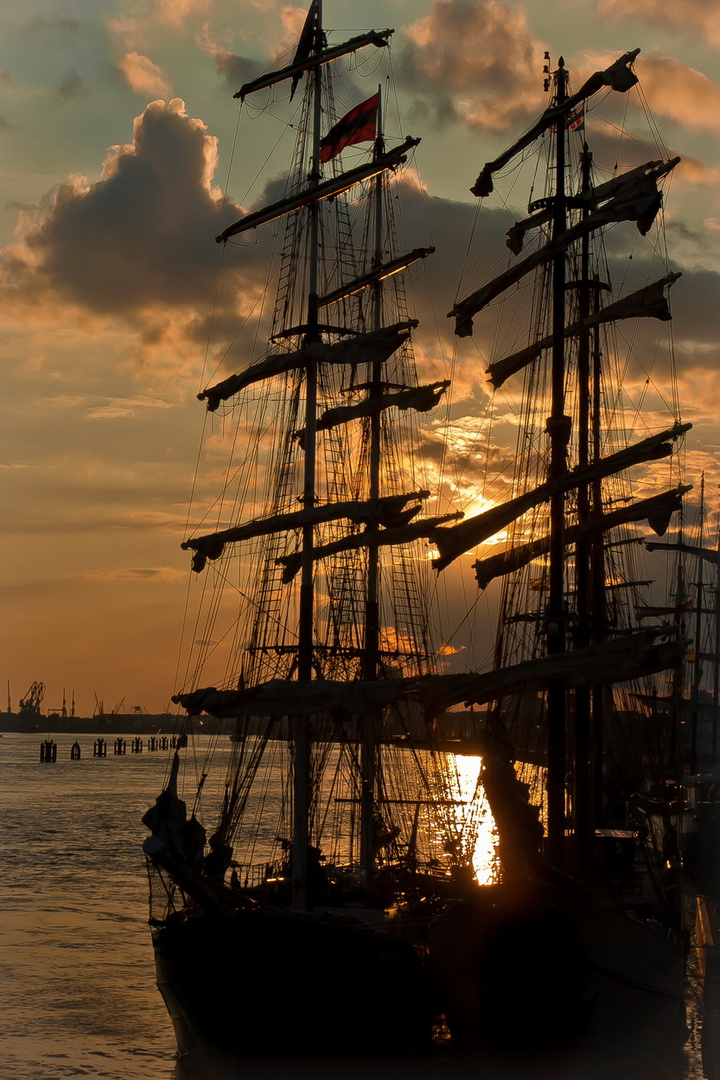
[1,732,177,1080]
[0,732,711,1080]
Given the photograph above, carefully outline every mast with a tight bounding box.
[360,84,384,874]
[713,508,720,766]
[546,57,569,866]
[690,476,706,774]
[293,0,323,907]
[573,141,593,871]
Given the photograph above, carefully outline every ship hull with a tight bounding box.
[150,903,434,1061]
[150,884,685,1076]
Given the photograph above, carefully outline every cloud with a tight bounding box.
[107,15,143,52]
[109,2,212,46]
[154,0,212,28]
[271,5,311,61]
[399,0,545,132]
[117,52,173,97]
[87,396,174,419]
[597,0,720,47]
[0,97,257,378]
[19,15,81,37]
[57,71,85,104]
[90,566,187,582]
[632,57,720,135]
[195,22,265,92]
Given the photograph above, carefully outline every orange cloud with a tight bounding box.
[90,566,187,582]
[0,99,260,380]
[636,57,720,134]
[272,6,310,60]
[400,0,546,132]
[117,52,172,97]
[598,0,720,47]
[154,0,212,27]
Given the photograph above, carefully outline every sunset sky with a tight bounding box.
[2,0,719,716]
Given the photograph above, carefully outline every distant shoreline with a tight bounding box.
[0,712,185,736]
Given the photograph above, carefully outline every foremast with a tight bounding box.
[180,3,444,905]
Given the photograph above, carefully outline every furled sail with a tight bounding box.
[645,540,720,565]
[472,485,692,590]
[418,626,686,719]
[296,380,450,443]
[217,139,420,243]
[318,247,435,308]
[172,625,684,721]
[198,321,417,410]
[235,30,393,101]
[636,601,694,619]
[182,491,430,573]
[506,159,677,254]
[432,424,691,571]
[487,272,681,388]
[277,512,463,583]
[470,50,641,199]
[450,159,679,338]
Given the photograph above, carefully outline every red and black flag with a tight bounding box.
[290,0,320,102]
[319,93,379,163]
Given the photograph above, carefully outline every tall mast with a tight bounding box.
[546,56,569,866]
[573,142,593,872]
[293,0,323,907]
[360,84,384,873]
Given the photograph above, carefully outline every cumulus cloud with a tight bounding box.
[117,51,173,97]
[598,0,720,48]
[399,0,545,132]
[3,100,231,315]
[0,97,283,391]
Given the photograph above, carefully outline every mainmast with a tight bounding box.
[293,0,323,908]
[546,56,569,866]
[572,140,594,872]
[360,84,384,874]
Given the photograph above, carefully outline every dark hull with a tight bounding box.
[150,884,686,1076]
[151,904,434,1060]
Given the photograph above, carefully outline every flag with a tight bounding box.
[566,105,584,132]
[290,0,319,102]
[319,93,379,163]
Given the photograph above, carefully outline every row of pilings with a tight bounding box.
[39,733,186,761]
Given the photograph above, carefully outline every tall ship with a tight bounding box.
[142,5,692,1074]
